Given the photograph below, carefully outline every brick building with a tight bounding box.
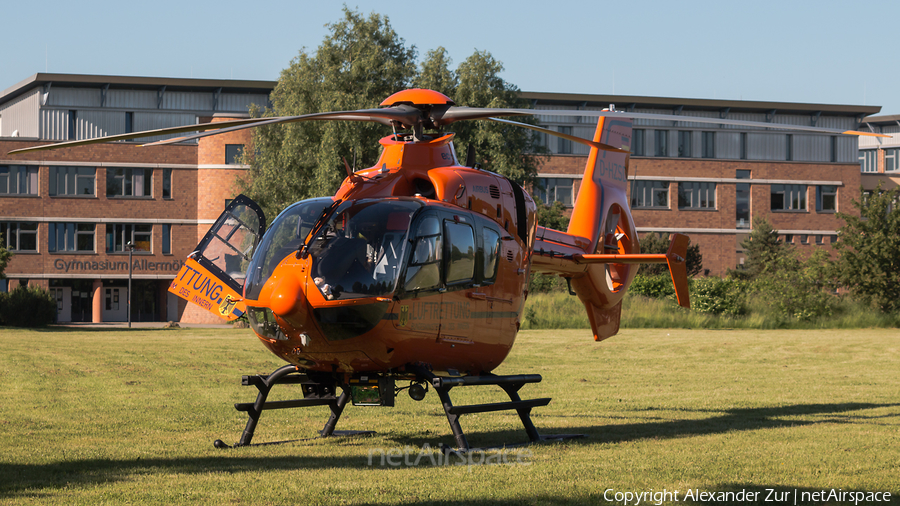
[0,74,273,323]
[0,74,880,322]
[526,92,879,275]
[858,114,900,193]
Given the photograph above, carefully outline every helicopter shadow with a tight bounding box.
[382,401,900,448]
[2,402,896,500]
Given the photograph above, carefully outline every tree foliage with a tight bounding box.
[240,10,542,220]
[536,201,570,231]
[0,234,10,280]
[238,8,417,219]
[833,184,900,313]
[728,216,783,280]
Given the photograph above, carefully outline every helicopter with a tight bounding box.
[8,88,885,452]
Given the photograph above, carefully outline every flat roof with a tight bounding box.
[0,73,277,105]
[520,91,881,118]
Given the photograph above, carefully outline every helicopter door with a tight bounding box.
[168,195,266,321]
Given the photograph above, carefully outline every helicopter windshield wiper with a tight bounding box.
[298,199,342,259]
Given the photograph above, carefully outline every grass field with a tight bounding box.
[1,326,898,505]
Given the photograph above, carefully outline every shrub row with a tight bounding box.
[0,286,57,327]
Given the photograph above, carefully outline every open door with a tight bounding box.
[168,195,266,321]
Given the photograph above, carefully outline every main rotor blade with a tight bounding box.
[6,107,420,155]
[5,117,274,155]
[141,112,397,147]
[487,117,629,154]
[445,107,886,137]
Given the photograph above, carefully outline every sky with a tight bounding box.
[2,0,896,114]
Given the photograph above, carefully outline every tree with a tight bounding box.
[238,7,418,219]
[536,201,570,231]
[638,232,703,277]
[446,50,542,185]
[833,184,900,313]
[728,216,784,280]
[0,232,10,280]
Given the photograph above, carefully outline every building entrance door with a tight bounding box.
[49,287,72,322]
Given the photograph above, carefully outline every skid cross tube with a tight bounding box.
[414,367,583,452]
[216,365,364,448]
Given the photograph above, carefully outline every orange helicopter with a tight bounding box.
[9,88,884,451]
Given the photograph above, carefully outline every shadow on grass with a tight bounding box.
[2,402,897,500]
[384,401,900,449]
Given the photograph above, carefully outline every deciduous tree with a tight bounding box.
[833,184,900,313]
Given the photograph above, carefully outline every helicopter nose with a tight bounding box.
[269,273,305,318]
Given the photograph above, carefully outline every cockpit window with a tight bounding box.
[244,197,332,300]
[405,215,442,292]
[309,199,421,300]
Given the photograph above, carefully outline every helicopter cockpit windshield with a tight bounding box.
[308,199,422,301]
[244,197,333,301]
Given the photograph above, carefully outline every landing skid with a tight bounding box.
[413,367,585,453]
[216,364,584,451]
[215,365,374,449]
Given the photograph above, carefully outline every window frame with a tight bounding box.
[859,149,877,173]
[106,223,153,254]
[48,223,95,253]
[770,184,807,212]
[0,221,39,252]
[701,131,715,158]
[0,165,39,196]
[534,177,574,207]
[677,130,692,158]
[631,180,669,209]
[49,166,96,197]
[654,130,668,157]
[225,144,245,165]
[816,185,837,213]
[677,182,716,210]
[107,167,153,198]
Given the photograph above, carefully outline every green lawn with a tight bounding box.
[0,326,898,505]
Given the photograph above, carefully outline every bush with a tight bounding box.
[630,273,675,299]
[691,277,747,316]
[0,286,57,327]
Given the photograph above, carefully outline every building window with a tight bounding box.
[816,185,837,213]
[632,129,645,156]
[885,148,900,172]
[0,165,38,195]
[107,168,152,197]
[771,184,806,211]
[125,112,134,134]
[162,224,172,255]
[800,235,809,244]
[631,180,669,209]
[106,224,152,253]
[678,182,716,209]
[654,130,668,157]
[740,132,748,160]
[815,235,824,245]
[534,178,574,207]
[0,222,38,252]
[859,150,877,173]
[68,110,77,140]
[162,168,172,199]
[830,136,837,163]
[785,134,793,161]
[49,166,95,196]
[49,223,95,253]
[225,144,244,164]
[678,131,692,157]
[701,131,715,158]
[557,126,572,154]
